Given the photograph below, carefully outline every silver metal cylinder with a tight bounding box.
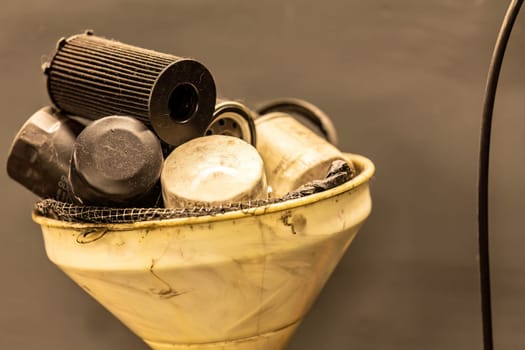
[161,135,267,208]
[255,112,348,198]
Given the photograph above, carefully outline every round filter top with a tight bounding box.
[204,100,257,146]
[161,135,267,208]
[70,116,163,207]
[149,60,216,146]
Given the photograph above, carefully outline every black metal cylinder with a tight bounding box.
[6,106,84,202]
[69,116,164,207]
[44,32,216,147]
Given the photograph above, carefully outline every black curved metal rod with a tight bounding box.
[478,1,523,349]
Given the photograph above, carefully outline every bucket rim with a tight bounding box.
[32,153,374,230]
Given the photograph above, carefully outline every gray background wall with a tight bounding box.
[1,1,524,349]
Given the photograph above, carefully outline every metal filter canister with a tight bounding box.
[44,32,216,147]
[161,135,267,208]
[6,106,84,202]
[255,112,350,198]
[69,116,164,207]
[205,100,257,146]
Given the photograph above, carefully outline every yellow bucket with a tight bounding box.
[33,153,374,350]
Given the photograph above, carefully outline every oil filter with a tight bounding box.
[161,135,267,208]
[255,112,351,198]
[44,32,216,147]
[69,116,163,207]
[6,106,84,202]
[256,97,338,145]
[205,100,257,146]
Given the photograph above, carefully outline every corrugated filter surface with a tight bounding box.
[45,33,177,123]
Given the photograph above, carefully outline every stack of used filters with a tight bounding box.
[7,31,355,215]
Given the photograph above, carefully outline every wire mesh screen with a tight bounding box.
[34,160,354,224]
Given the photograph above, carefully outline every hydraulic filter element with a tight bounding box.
[44,32,216,147]
[205,100,257,146]
[161,135,267,208]
[6,106,84,202]
[69,116,164,207]
[255,112,351,198]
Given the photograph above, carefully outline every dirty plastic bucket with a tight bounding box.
[33,153,374,350]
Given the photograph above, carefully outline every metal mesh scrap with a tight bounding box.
[34,160,354,224]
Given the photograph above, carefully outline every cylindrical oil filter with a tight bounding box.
[205,100,257,146]
[256,97,338,145]
[161,135,267,208]
[69,116,163,207]
[6,106,84,202]
[44,32,216,147]
[255,112,352,198]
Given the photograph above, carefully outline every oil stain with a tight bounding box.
[149,259,187,299]
[76,227,108,244]
[280,211,307,235]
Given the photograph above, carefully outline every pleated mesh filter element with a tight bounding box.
[44,32,216,147]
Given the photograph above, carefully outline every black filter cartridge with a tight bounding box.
[6,106,85,202]
[44,32,217,147]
